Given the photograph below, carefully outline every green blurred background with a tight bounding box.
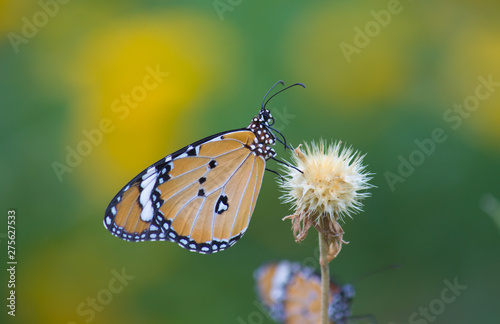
[1,0,500,323]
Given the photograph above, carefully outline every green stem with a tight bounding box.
[319,231,330,324]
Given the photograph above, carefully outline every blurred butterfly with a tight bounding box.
[254,261,355,324]
[104,81,305,254]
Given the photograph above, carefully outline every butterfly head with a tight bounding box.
[258,108,275,126]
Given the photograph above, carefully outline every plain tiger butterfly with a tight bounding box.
[254,261,355,324]
[104,81,305,254]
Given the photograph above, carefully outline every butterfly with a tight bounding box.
[254,261,355,324]
[103,81,305,254]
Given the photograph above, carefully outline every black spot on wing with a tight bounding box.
[157,162,172,184]
[215,195,229,214]
[198,189,205,197]
[209,160,217,169]
[199,177,206,184]
[186,146,197,156]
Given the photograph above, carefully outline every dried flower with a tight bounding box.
[280,140,372,260]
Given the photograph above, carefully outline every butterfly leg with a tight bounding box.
[270,157,304,174]
[265,168,286,183]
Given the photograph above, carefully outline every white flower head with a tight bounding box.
[279,140,373,253]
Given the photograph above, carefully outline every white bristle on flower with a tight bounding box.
[279,140,373,223]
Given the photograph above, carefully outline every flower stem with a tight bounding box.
[319,231,330,324]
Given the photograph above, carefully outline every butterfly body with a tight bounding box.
[104,109,278,254]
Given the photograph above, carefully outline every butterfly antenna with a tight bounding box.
[261,80,285,109]
[267,125,294,151]
[274,136,293,152]
[263,82,306,110]
[351,264,401,285]
[271,157,303,174]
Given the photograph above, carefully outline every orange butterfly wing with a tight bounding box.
[255,261,355,324]
[104,129,266,254]
[283,269,324,324]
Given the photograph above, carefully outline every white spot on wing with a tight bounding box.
[270,262,293,302]
[142,166,156,180]
[140,167,158,222]
[217,203,228,213]
[141,202,154,222]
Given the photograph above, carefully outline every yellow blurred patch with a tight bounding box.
[32,8,242,198]
[442,21,500,150]
[285,1,413,114]
[0,1,36,38]
[73,13,237,164]
[19,227,180,324]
